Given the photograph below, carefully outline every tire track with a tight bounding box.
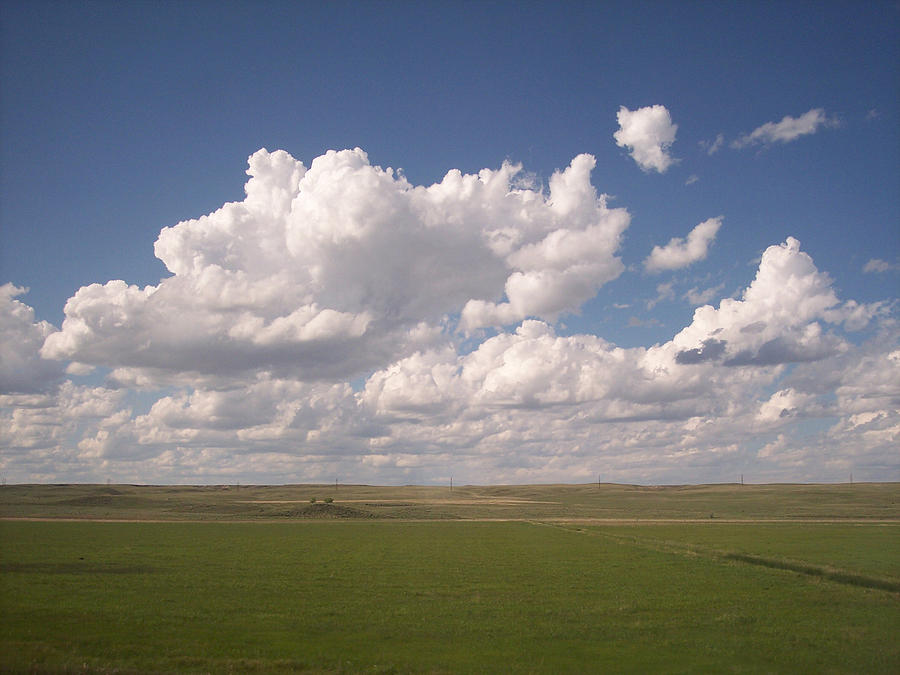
[536,520,900,595]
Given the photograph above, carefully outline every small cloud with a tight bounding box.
[613,104,678,173]
[699,133,724,156]
[644,217,723,273]
[863,258,899,273]
[684,283,724,306]
[685,174,699,186]
[732,108,838,149]
[865,108,881,121]
[627,315,662,328]
[613,303,630,309]
[757,434,789,459]
[66,362,95,376]
[646,282,675,309]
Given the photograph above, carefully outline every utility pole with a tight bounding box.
[450,476,453,492]
[741,474,744,486]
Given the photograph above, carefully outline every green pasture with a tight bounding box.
[2,516,899,673]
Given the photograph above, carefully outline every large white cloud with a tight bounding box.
[3,235,896,483]
[644,217,722,273]
[2,147,897,485]
[670,237,878,367]
[613,105,678,173]
[365,237,878,427]
[42,148,628,384]
[460,154,629,331]
[732,108,837,149]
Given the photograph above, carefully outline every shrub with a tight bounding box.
[309,497,316,503]
[324,497,333,504]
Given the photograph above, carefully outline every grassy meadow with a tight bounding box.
[1,483,898,673]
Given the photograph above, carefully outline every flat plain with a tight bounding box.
[1,483,898,673]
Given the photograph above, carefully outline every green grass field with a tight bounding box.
[1,483,898,673]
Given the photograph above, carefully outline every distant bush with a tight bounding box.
[309,497,316,503]
[324,497,333,503]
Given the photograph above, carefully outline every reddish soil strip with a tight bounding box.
[236,498,560,505]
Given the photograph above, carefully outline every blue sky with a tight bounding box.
[1,1,898,485]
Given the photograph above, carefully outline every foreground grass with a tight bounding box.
[2,520,898,673]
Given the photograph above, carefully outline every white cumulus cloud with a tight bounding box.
[42,148,629,384]
[670,237,881,367]
[460,154,629,331]
[2,147,897,485]
[0,284,65,394]
[644,217,722,273]
[613,105,678,173]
